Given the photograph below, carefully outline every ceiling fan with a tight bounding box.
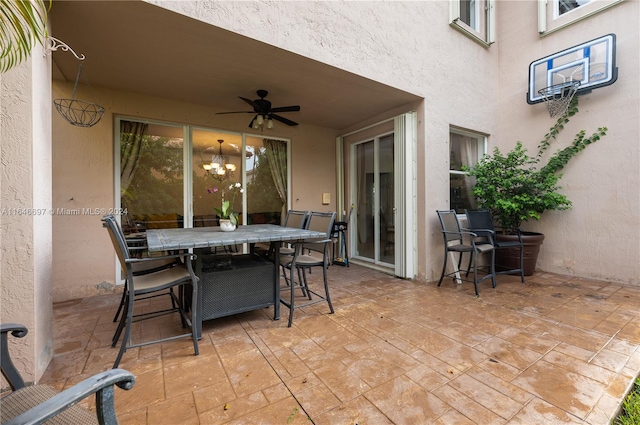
[215,89,301,128]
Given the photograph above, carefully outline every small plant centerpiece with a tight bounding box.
[465,97,607,273]
[208,182,243,231]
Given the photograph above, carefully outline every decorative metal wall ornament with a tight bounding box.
[46,37,105,127]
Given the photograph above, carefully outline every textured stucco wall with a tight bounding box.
[495,0,640,283]
[51,82,338,301]
[1,44,53,387]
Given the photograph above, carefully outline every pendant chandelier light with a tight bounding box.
[203,139,236,181]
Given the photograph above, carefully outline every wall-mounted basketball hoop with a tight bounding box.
[527,33,617,118]
[45,37,105,128]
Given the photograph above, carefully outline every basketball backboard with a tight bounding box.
[527,33,617,104]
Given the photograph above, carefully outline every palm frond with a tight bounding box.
[0,0,49,73]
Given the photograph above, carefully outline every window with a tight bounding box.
[557,0,591,16]
[538,0,623,35]
[449,128,486,213]
[116,117,288,232]
[450,0,495,46]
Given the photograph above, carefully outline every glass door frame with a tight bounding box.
[113,115,291,284]
[349,132,395,268]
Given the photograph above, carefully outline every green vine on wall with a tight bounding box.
[465,97,608,230]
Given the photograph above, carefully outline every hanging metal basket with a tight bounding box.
[53,62,105,127]
[54,98,105,128]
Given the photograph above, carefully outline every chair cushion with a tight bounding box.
[447,244,474,253]
[287,254,324,267]
[476,243,494,253]
[131,257,178,275]
[0,385,98,425]
[132,265,193,294]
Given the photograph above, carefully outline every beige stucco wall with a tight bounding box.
[495,0,640,283]
[1,45,53,387]
[51,82,339,301]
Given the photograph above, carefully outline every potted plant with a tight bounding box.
[208,182,243,231]
[465,97,607,275]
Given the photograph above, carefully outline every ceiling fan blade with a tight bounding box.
[269,105,301,113]
[239,96,264,112]
[215,110,254,115]
[271,114,299,126]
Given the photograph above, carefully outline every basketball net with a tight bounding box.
[538,80,580,118]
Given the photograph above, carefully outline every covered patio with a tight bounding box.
[42,265,639,424]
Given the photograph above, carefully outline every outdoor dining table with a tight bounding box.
[145,224,326,336]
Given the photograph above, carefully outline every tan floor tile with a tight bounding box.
[395,323,459,355]
[270,348,311,378]
[405,364,451,391]
[295,380,342,418]
[496,326,560,354]
[225,397,309,424]
[435,343,489,372]
[433,383,506,425]
[117,407,148,425]
[164,355,226,399]
[475,336,542,370]
[192,378,236,414]
[147,392,199,425]
[542,350,616,385]
[314,395,394,425]
[221,348,282,397]
[510,360,605,420]
[437,321,493,346]
[197,390,269,423]
[435,409,479,425]
[366,375,451,424]
[448,373,525,419]
[508,397,587,424]
[465,367,534,405]
[313,362,371,401]
[116,368,165,414]
[261,382,291,404]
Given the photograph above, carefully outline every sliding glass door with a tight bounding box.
[117,117,288,232]
[352,133,395,266]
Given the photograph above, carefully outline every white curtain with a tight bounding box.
[458,136,478,208]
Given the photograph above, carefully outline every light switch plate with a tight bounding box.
[322,192,330,205]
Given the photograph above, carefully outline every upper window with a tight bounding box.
[449,128,486,214]
[450,0,495,46]
[557,0,591,16]
[539,0,624,35]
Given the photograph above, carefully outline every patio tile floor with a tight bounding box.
[41,265,640,424]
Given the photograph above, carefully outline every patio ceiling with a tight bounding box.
[49,1,421,130]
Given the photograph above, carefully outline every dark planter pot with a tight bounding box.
[495,232,545,276]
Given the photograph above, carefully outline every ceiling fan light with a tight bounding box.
[256,114,264,125]
[267,118,274,129]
